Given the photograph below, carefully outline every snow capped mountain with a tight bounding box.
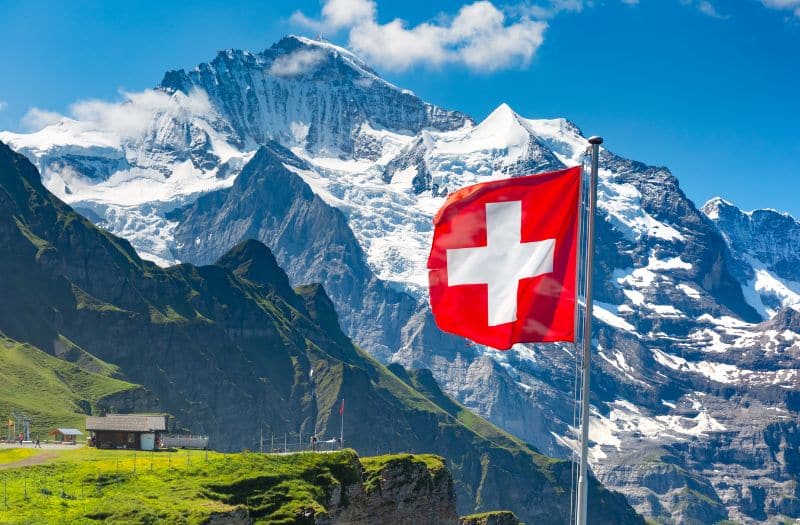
[159,35,471,156]
[2,35,799,523]
[703,197,800,317]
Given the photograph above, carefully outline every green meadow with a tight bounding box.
[0,447,442,524]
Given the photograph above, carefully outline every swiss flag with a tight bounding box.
[427,166,581,350]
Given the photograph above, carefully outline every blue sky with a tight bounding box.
[0,0,798,216]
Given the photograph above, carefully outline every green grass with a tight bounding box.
[0,335,139,435]
[360,453,445,494]
[460,510,522,524]
[0,447,439,524]
[0,448,39,465]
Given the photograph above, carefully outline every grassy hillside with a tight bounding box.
[0,335,141,436]
[0,448,445,524]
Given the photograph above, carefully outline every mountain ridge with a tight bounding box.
[0,139,643,524]
[2,35,799,523]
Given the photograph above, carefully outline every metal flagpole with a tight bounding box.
[576,136,603,525]
[340,399,344,449]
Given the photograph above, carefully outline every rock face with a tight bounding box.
[169,141,419,361]
[0,141,642,525]
[324,455,458,525]
[703,197,800,316]
[160,36,471,156]
[2,35,799,523]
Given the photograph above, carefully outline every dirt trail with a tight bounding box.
[0,452,59,469]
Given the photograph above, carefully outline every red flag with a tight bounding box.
[339,398,345,416]
[427,166,581,350]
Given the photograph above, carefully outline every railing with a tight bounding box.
[161,436,209,450]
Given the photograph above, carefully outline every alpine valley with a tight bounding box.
[2,35,798,524]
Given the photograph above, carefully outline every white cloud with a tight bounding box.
[321,0,376,29]
[21,108,64,131]
[680,0,728,18]
[293,1,547,72]
[513,0,587,19]
[20,88,212,137]
[760,0,800,16]
[0,101,7,111]
[269,48,327,76]
[697,1,728,18]
[291,0,376,32]
[68,89,211,139]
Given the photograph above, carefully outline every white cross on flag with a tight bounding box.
[427,166,581,350]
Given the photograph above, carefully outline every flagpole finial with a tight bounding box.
[588,136,603,145]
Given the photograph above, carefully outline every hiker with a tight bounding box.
[35,437,40,448]
[310,435,318,451]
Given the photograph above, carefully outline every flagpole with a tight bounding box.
[576,136,602,525]
[340,399,344,449]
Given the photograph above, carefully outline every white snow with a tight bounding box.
[596,174,685,243]
[648,254,692,271]
[578,399,728,462]
[740,260,800,318]
[594,302,636,332]
[677,283,702,299]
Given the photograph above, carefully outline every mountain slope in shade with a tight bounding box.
[0,140,643,525]
[703,197,800,317]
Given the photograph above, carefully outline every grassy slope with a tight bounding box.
[0,335,138,436]
[0,448,429,525]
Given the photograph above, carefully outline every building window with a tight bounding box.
[128,433,135,444]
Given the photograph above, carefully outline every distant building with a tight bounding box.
[161,435,209,450]
[50,428,83,444]
[85,414,167,451]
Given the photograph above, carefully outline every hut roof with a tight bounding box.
[85,415,167,432]
[53,428,83,436]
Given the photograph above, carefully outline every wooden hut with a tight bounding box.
[85,414,167,450]
[50,428,83,444]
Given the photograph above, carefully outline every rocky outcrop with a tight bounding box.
[203,508,252,525]
[322,455,458,525]
[459,511,522,525]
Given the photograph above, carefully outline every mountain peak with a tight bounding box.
[459,103,529,152]
[215,239,298,303]
[482,103,520,127]
[702,197,737,220]
[703,197,797,224]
